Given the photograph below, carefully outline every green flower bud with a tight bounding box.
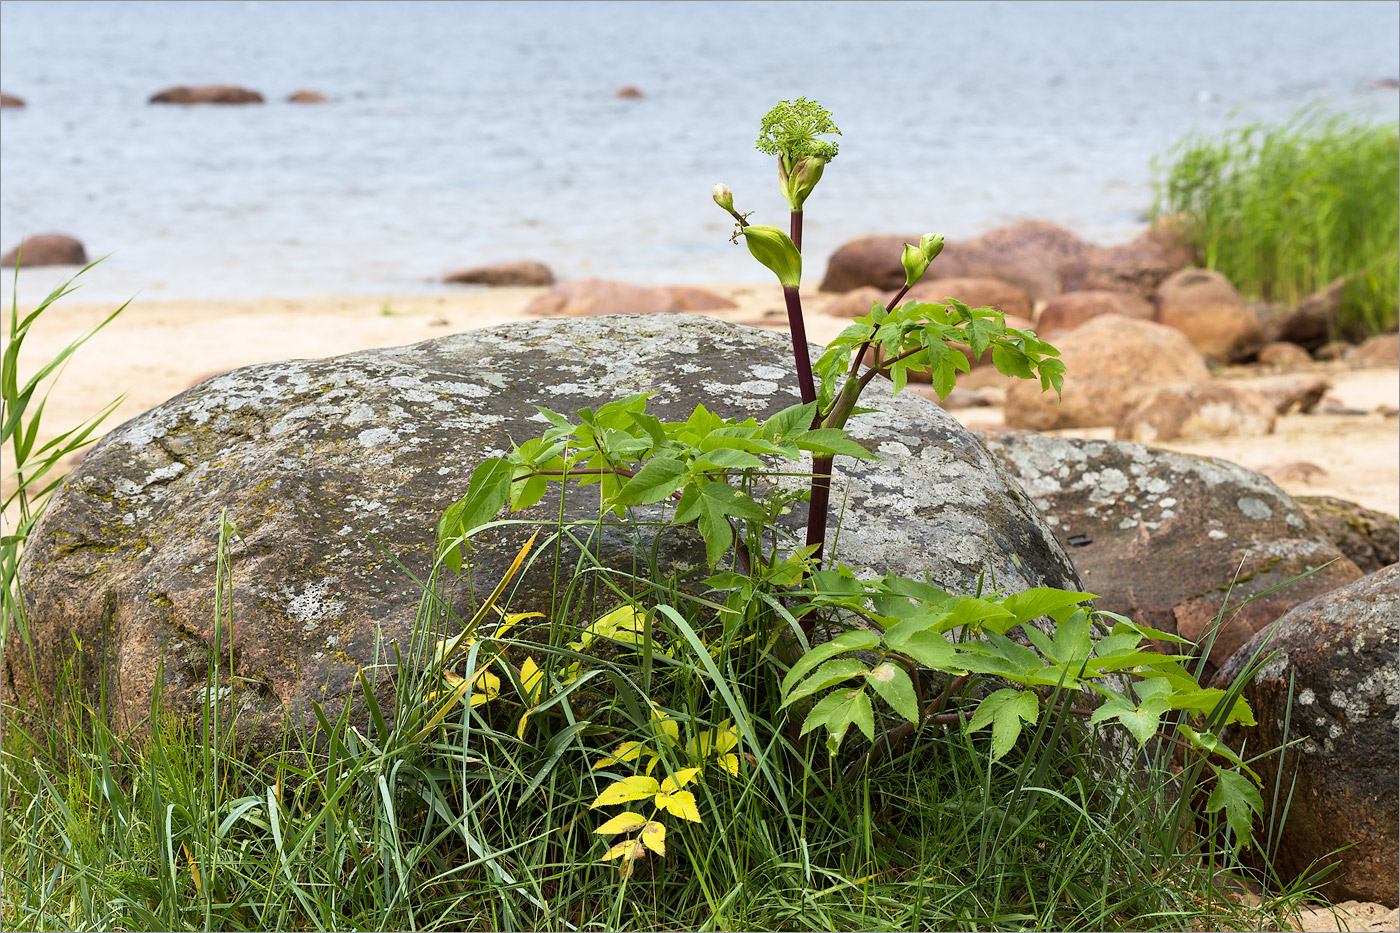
[919,233,944,262]
[901,243,930,289]
[781,155,827,211]
[741,225,802,289]
[713,183,735,213]
[901,233,946,288]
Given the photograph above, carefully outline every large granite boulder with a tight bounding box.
[1351,332,1399,368]
[1211,565,1398,907]
[950,220,1090,304]
[9,316,1082,754]
[1004,315,1211,430]
[977,431,1363,679]
[1154,268,1264,363]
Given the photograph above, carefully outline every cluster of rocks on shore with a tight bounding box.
[814,221,1398,441]
[7,307,1395,906]
[2,81,651,110]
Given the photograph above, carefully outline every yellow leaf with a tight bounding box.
[652,717,681,748]
[601,838,643,862]
[660,767,701,792]
[468,669,502,707]
[590,775,660,808]
[516,708,534,740]
[602,838,647,878]
[594,811,649,835]
[717,753,740,777]
[591,605,646,643]
[490,609,544,640]
[593,741,649,770]
[639,820,666,856]
[519,657,543,701]
[655,790,702,823]
[182,843,203,897]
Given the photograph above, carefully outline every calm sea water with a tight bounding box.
[1,0,1396,305]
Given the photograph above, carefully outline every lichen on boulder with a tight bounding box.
[8,315,1082,754]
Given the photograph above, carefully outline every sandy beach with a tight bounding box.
[8,282,1397,520]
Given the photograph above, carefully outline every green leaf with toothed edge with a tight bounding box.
[1207,766,1263,851]
[780,630,882,695]
[865,661,919,723]
[782,658,870,707]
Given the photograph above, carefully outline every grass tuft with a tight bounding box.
[1153,109,1400,340]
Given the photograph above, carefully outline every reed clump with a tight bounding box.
[1154,110,1400,340]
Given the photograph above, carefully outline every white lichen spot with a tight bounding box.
[357,427,398,447]
[1329,689,1348,708]
[1138,476,1170,495]
[1297,688,1315,705]
[1237,496,1272,520]
[1159,497,1178,508]
[1285,513,1305,529]
[343,403,376,426]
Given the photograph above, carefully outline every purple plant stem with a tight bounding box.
[783,286,817,407]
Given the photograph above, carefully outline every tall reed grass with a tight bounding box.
[1154,110,1400,339]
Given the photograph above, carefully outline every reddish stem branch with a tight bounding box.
[845,282,913,382]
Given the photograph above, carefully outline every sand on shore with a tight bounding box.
[4,282,1397,521]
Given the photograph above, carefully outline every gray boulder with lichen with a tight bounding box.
[977,430,1363,680]
[8,315,1081,753]
[1211,564,1398,906]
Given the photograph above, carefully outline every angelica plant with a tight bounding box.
[434,98,1266,858]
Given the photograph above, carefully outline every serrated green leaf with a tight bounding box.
[1090,697,1170,746]
[1207,766,1263,851]
[794,428,877,459]
[782,657,869,707]
[941,596,1016,634]
[780,631,882,695]
[989,691,1039,760]
[613,456,688,506]
[693,447,767,471]
[801,686,874,751]
[1000,588,1096,627]
[992,343,1035,379]
[1179,726,1260,782]
[968,688,1021,733]
[865,661,919,723]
